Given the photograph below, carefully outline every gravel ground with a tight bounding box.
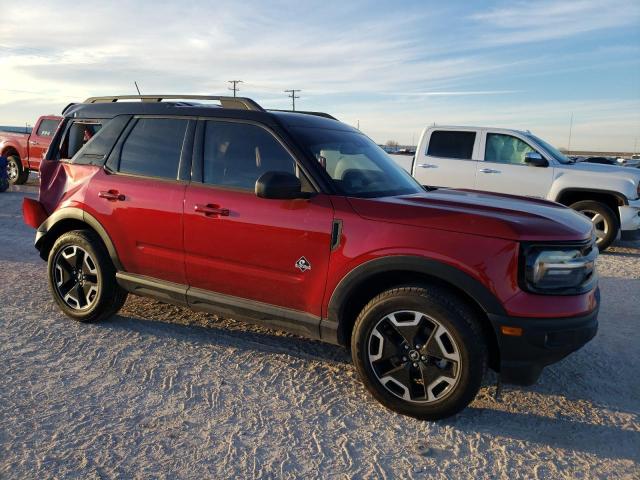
[1,185,639,479]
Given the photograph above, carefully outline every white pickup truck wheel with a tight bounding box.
[570,200,618,251]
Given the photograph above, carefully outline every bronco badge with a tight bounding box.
[295,257,312,272]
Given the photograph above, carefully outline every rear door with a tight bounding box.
[183,119,334,317]
[475,131,554,197]
[29,117,61,170]
[413,129,479,189]
[85,117,193,285]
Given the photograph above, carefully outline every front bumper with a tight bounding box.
[489,290,599,385]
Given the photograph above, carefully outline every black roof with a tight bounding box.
[63,95,356,132]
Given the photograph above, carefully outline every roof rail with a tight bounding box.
[269,109,338,120]
[82,95,265,112]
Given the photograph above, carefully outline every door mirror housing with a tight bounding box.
[256,171,303,199]
[524,152,549,167]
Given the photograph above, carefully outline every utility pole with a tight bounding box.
[228,80,243,97]
[567,112,574,155]
[285,89,301,111]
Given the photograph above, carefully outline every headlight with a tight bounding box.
[521,241,598,294]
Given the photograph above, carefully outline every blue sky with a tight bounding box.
[0,0,638,150]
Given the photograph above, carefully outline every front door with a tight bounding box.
[184,120,334,317]
[29,117,61,170]
[475,132,554,198]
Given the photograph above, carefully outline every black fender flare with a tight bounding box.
[35,207,123,270]
[322,255,507,345]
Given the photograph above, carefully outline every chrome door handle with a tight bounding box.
[417,163,438,168]
[29,140,39,145]
[479,168,501,174]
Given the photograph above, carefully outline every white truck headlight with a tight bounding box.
[522,241,598,294]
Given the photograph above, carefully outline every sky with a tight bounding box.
[0,0,639,151]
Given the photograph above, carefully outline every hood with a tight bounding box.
[347,189,593,242]
[564,160,640,179]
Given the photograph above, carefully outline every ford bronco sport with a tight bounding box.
[23,95,599,420]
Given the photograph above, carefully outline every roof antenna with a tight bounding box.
[134,81,142,95]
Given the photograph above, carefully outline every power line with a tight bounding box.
[228,80,243,97]
[284,89,301,111]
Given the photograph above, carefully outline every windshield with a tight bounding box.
[525,133,573,164]
[292,127,423,198]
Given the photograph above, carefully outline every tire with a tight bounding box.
[47,230,128,322]
[351,285,487,420]
[570,200,618,251]
[7,155,29,185]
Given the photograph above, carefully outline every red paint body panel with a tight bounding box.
[0,116,61,171]
[184,184,334,315]
[83,168,187,285]
[34,160,597,320]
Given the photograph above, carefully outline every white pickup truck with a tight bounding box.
[411,126,640,250]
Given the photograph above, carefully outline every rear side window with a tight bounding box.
[119,118,188,179]
[58,121,103,159]
[36,119,60,137]
[202,121,297,190]
[427,131,476,160]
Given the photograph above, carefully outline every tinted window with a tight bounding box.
[119,118,187,179]
[292,127,423,198]
[36,119,60,137]
[427,131,476,160]
[59,121,103,159]
[203,121,297,190]
[485,133,536,165]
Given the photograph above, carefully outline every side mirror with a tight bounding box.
[524,152,548,167]
[255,171,303,199]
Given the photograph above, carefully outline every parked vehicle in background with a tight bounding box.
[0,156,8,192]
[412,126,640,250]
[23,95,600,420]
[579,156,618,166]
[0,116,62,184]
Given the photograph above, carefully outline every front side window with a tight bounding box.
[427,131,476,160]
[292,127,423,198]
[36,119,60,137]
[485,133,536,165]
[203,121,301,190]
[119,118,188,179]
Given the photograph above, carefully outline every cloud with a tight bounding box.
[469,0,640,46]
[0,0,638,150]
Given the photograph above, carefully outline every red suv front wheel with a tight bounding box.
[351,285,487,420]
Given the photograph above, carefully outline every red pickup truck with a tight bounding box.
[1,115,61,185]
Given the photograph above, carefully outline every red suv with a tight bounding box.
[23,95,599,420]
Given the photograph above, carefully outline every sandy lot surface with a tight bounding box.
[1,186,639,479]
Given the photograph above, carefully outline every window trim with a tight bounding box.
[108,115,195,182]
[193,117,319,194]
[425,129,478,161]
[481,131,541,166]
